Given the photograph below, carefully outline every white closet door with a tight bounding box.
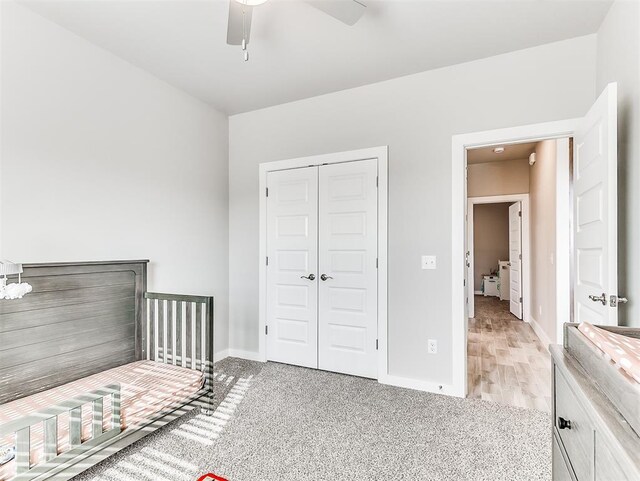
[266,167,318,368]
[574,83,618,325]
[509,202,523,319]
[318,159,378,379]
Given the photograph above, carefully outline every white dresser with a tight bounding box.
[498,260,510,300]
[482,275,499,297]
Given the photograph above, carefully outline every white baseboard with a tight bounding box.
[474,290,483,295]
[529,316,552,352]
[214,349,229,363]
[228,349,265,362]
[379,374,462,398]
[221,351,463,397]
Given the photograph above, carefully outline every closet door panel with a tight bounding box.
[318,159,378,379]
[266,167,319,368]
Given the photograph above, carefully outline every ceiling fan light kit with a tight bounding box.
[227,0,366,61]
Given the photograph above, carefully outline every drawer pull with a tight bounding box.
[558,417,572,430]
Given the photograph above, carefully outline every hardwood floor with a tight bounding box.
[467,295,552,412]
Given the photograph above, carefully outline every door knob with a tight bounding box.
[610,295,629,307]
[301,274,316,281]
[320,274,333,281]
[589,293,607,305]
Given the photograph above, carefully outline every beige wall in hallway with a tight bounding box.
[467,159,530,197]
[530,140,557,342]
[473,203,510,289]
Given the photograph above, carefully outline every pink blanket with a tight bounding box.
[578,322,640,384]
[0,361,204,480]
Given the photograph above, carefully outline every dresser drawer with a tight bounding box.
[596,434,633,480]
[555,366,594,481]
[553,434,576,481]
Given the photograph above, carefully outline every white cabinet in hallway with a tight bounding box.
[266,159,379,379]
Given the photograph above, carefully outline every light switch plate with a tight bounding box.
[421,255,437,270]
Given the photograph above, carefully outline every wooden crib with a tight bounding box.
[0,260,215,481]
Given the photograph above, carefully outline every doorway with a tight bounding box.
[465,142,559,411]
[258,147,389,381]
[467,194,531,322]
[451,81,620,401]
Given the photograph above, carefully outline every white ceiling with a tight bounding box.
[21,0,612,114]
[467,141,537,164]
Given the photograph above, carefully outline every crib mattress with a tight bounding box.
[578,322,640,383]
[0,360,204,480]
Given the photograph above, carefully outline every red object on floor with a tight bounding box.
[197,475,229,481]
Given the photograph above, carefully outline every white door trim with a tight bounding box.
[259,146,389,383]
[452,119,579,398]
[555,138,571,345]
[467,194,531,323]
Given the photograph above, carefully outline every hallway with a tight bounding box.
[467,296,551,412]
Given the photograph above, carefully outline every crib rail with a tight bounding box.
[0,384,121,480]
[144,292,214,411]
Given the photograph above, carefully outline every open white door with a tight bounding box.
[509,202,523,319]
[574,83,619,325]
[266,167,319,368]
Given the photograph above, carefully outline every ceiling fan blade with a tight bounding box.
[305,0,366,26]
[227,0,253,46]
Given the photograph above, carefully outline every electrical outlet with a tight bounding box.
[428,339,438,354]
[422,255,437,270]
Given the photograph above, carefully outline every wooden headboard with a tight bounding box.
[0,260,148,404]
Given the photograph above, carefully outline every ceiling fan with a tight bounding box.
[227,0,367,61]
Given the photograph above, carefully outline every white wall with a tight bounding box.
[530,140,558,343]
[0,2,230,354]
[596,0,640,328]
[229,36,597,385]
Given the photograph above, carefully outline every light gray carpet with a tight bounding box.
[73,359,551,481]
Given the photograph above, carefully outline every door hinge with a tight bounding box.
[376,258,379,269]
[519,297,523,303]
[265,325,268,335]
[266,187,269,197]
[266,256,269,266]
[518,210,522,217]
[519,254,522,260]
[464,279,466,286]
[376,339,379,350]
[376,176,379,187]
